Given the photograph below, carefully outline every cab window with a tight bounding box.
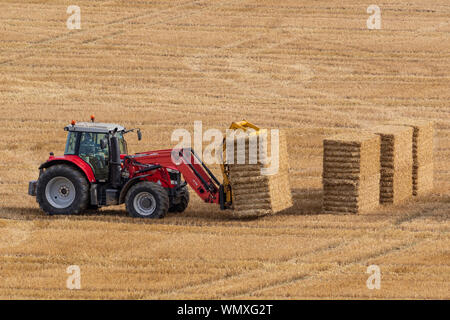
[117,132,128,154]
[78,132,109,181]
[65,132,78,155]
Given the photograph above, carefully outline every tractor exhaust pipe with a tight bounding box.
[109,135,121,188]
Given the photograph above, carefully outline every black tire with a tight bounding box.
[169,185,190,213]
[36,164,89,215]
[85,204,100,213]
[125,181,169,218]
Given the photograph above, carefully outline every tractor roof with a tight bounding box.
[64,122,125,133]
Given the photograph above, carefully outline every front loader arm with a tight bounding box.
[129,148,226,206]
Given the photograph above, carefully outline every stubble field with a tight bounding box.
[0,0,449,299]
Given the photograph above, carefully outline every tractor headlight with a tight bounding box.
[167,168,180,185]
[121,168,130,179]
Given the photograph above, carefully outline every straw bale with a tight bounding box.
[228,130,292,217]
[371,125,413,204]
[322,133,380,214]
[386,119,434,196]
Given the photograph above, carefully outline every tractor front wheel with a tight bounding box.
[169,185,190,213]
[36,164,89,215]
[125,182,169,218]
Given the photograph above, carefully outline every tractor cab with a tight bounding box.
[63,121,130,182]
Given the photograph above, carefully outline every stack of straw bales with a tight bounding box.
[322,133,380,214]
[371,125,413,204]
[227,130,292,218]
[388,120,434,196]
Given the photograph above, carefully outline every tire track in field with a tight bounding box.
[156,239,345,299]
[233,238,424,298]
[394,201,450,226]
[157,237,405,299]
[231,205,441,298]
[183,34,379,129]
[77,0,241,46]
[161,200,433,298]
[0,0,210,66]
[182,11,449,128]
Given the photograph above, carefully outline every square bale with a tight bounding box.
[322,132,380,214]
[371,125,413,204]
[227,130,292,217]
[386,119,434,196]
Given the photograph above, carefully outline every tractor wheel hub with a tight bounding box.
[45,177,76,209]
[134,192,157,216]
[59,186,70,197]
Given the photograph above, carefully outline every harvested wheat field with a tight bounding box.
[0,0,449,299]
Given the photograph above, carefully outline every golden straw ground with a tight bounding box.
[0,0,449,299]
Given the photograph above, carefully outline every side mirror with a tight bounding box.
[137,129,142,141]
[100,138,108,149]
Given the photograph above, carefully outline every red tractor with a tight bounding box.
[28,118,231,218]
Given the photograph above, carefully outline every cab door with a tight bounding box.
[78,132,109,182]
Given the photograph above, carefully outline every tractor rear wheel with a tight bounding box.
[125,181,169,218]
[169,185,190,213]
[36,164,89,215]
